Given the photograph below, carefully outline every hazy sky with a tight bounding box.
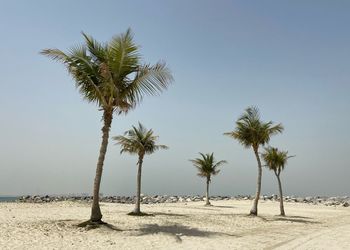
[1,0,349,197]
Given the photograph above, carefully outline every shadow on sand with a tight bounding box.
[269,216,320,224]
[215,213,251,217]
[258,215,320,224]
[212,205,236,209]
[135,223,238,242]
[151,212,189,217]
[211,213,319,224]
[75,220,123,231]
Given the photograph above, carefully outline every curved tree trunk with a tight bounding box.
[276,173,285,216]
[90,109,113,222]
[205,177,211,206]
[133,154,144,214]
[250,146,262,216]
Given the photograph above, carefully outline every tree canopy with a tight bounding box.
[190,153,227,181]
[113,122,168,156]
[224,106,284,150]
[41,29,173,114]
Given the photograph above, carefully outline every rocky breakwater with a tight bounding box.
[259,195,350,207]
[16,195,350,207]
[16,195,232,204]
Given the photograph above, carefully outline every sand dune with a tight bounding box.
[1,200,349,249]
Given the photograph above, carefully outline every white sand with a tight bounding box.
[1,200,349,249]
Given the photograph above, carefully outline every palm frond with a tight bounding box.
[123,62,173,105]
[113,122,167,156]
[108,28,140,79]
[224,106,283,149]
[261,147,294,173]
[40,48,70,63]
[81,32,107,63]
[41,29,173,114]
[41,46,108,107]
[190,153,226,179]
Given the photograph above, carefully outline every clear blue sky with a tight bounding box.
[0,0,349,196]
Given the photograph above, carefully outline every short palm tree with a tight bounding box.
[262,147,294,216]
[113,122,168,215]
[190,153,227,206]
[224,106,283,215]
[41,29,173,224]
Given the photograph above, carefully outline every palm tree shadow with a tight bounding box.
[194,206,223,211]
[152,212,188,218]
[76,220,123,231]
[271,217,320,224]
[212,214,319,224]
[215,213,251,217]
[287,215,312,219]
[135,223,238,243]
[213,205,236,209]
[103,223,123,231]
[265,216,320,224]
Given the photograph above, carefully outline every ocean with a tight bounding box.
[0,196,18,202]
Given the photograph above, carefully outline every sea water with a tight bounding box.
[0,196,18,202]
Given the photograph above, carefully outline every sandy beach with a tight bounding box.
[1,200,349,249]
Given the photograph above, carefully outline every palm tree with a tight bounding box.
[190,153,227,206]
[224,106,283,215]
[41,29,173,224]
[262,147,294,216]
[113,122,168,215]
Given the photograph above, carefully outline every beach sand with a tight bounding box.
[1,200,349,249]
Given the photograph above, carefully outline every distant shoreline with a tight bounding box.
[0,196,18,202]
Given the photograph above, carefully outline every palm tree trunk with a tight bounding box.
[205,177,211,205]
[250,146,262,216]
[133,154,144,214]
[276,172,285,216]
[90,109,113,222]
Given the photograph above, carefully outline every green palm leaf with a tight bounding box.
[224,106,283,149]
[41,29,173,113]
[262,147,294,175]
[190,153,227,181]
[113,122,168,156]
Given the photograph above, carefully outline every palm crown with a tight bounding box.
[190,153,227,181]
[41,29,173,114]
[224,106,284,150]
[113,122,168,156]
[262,147,293,174]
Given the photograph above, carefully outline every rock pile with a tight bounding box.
[16,195,350,207]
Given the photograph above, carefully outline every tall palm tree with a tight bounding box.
[113,122,168,215]
[190,153,227,206]
[262,147,294,216]
[41,29,173,224]
[224,106,283,215]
